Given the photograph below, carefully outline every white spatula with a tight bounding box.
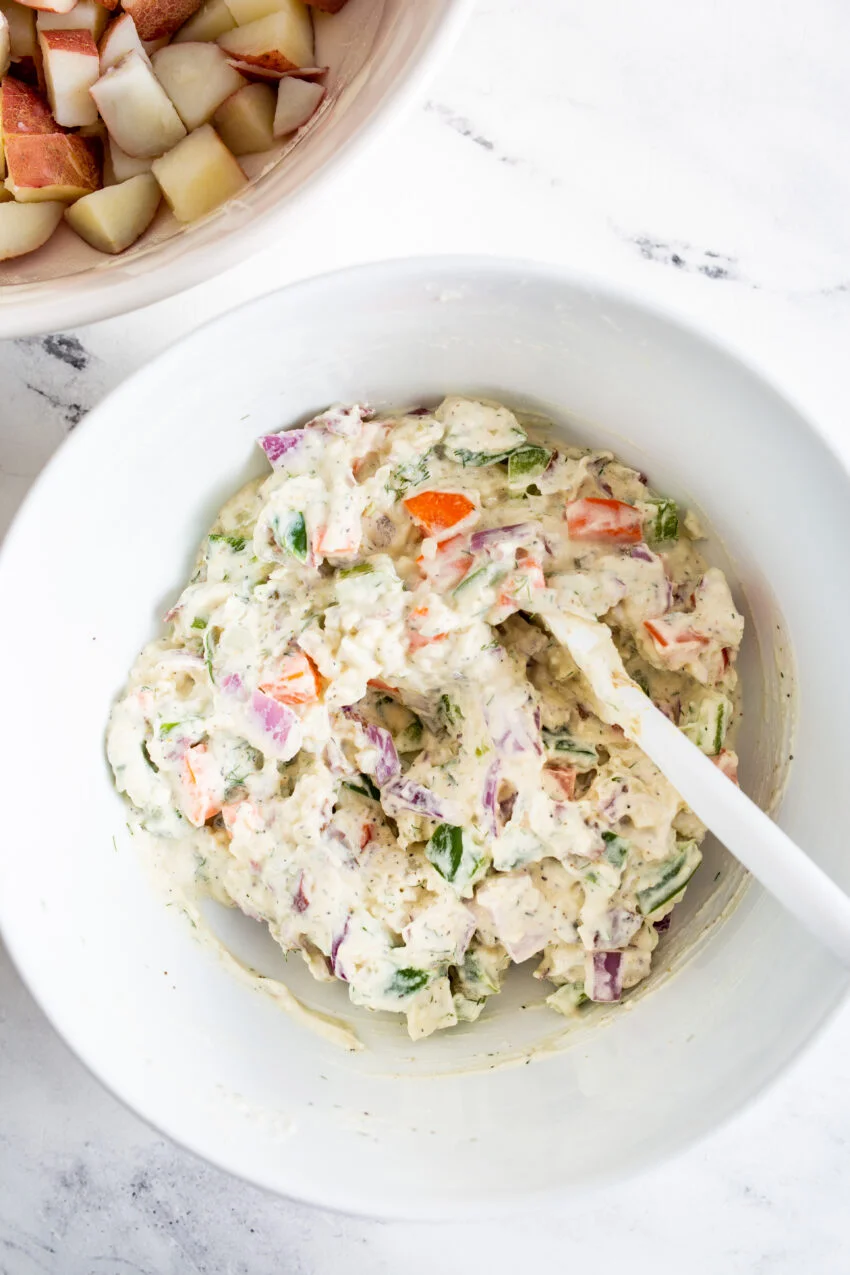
[541,605,850,966]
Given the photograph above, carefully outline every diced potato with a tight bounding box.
[91,50,186,157]
[64,169,160,251]
[272,73,322,136]
[212,80,274,154]
[99,13,149,72]
[217,4,312,71]
[0,0,37,59]
[4,131,99,200]
[224,0,306,27]
[106,134,153,182]
[0,74,56,134]
[0,10,10,75]
[39,28,99,127]
[15,0,76,15]
[0,195,62,256]
[122,0,202,42]
[151,121,245,221]
[36,0,110,42]
[172,0,234,43]
[151,40,244,130]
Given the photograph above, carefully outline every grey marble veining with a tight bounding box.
[3,0,850,1269]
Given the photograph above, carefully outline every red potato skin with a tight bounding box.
[219,45,297,72]
[123,0,202,40]
[5,131,99,190]
[1,75,58,133]
[307,0,348,10]
[39,27,98,53]
[99,0,120,10]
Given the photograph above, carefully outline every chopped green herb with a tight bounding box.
[452,446,519,468]
[601,830,629,870]
[395,717,423,753]
[541,727,598,767]
[338,562,374,578]
[388,967,430,996]
[159,722,181,735]
[343,774,381,801]
[275,512,307,562]
[190,617,207,630]
[386,456,430,499]
[546,981,589,1017]
[452,565,498,596]
[637,840,702,915]
[140,741,159,773]
[426,823,465,882]
[203,626,217,683]
[649,499,679,543]
[438,694,463,730]
[682,693,732,755]
[209,533,248,551]
[507,444,552,487]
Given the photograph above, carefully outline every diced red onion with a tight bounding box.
[600,782,627,820]
[293,874,309,914]
[258,429,306,467]
[330,916,350,980]
[469,523,539,554]
[380,777,457,823]
[365,723,401,786]
[249,690,301,758]
[630,543,655,563]
[589,951,623,1001]
[220,671,245,698]
[485,701,542,756]
[654,912,672,933]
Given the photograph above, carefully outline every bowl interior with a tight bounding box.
[0,258,847,1218]
[0,0,465,334]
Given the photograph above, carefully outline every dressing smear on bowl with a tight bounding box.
[107,397,744,1042]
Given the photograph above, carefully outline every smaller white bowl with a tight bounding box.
[1,257,848,1219]
[0,0,470,338]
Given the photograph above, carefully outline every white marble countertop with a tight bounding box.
[3,0,850,1269]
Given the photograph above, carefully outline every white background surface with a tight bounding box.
[3,0,850,1270]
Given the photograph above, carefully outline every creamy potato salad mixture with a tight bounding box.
[108,398,744,1040]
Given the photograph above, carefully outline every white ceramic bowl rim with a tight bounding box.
[2,255,849,1221]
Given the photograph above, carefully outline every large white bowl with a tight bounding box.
[0,0,470,338]
[1,257,848,1219]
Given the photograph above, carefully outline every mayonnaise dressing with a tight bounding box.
[107,398,744,1039]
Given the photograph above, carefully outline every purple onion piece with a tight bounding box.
[654,912,672,933]
[469,523,539,554]
[220,671,245,698]
[258,429,306,466]
[600,782,627,820]
[250,690,299,755]
[407,406,431,417]
[485,701,543,757]
[330,916,350,980]
[589,951,623,1002]
[293,874,309,914]
[364,723,401,787]
[381,777,455,822]
[481,760,500,839]
[630,543,655,563]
